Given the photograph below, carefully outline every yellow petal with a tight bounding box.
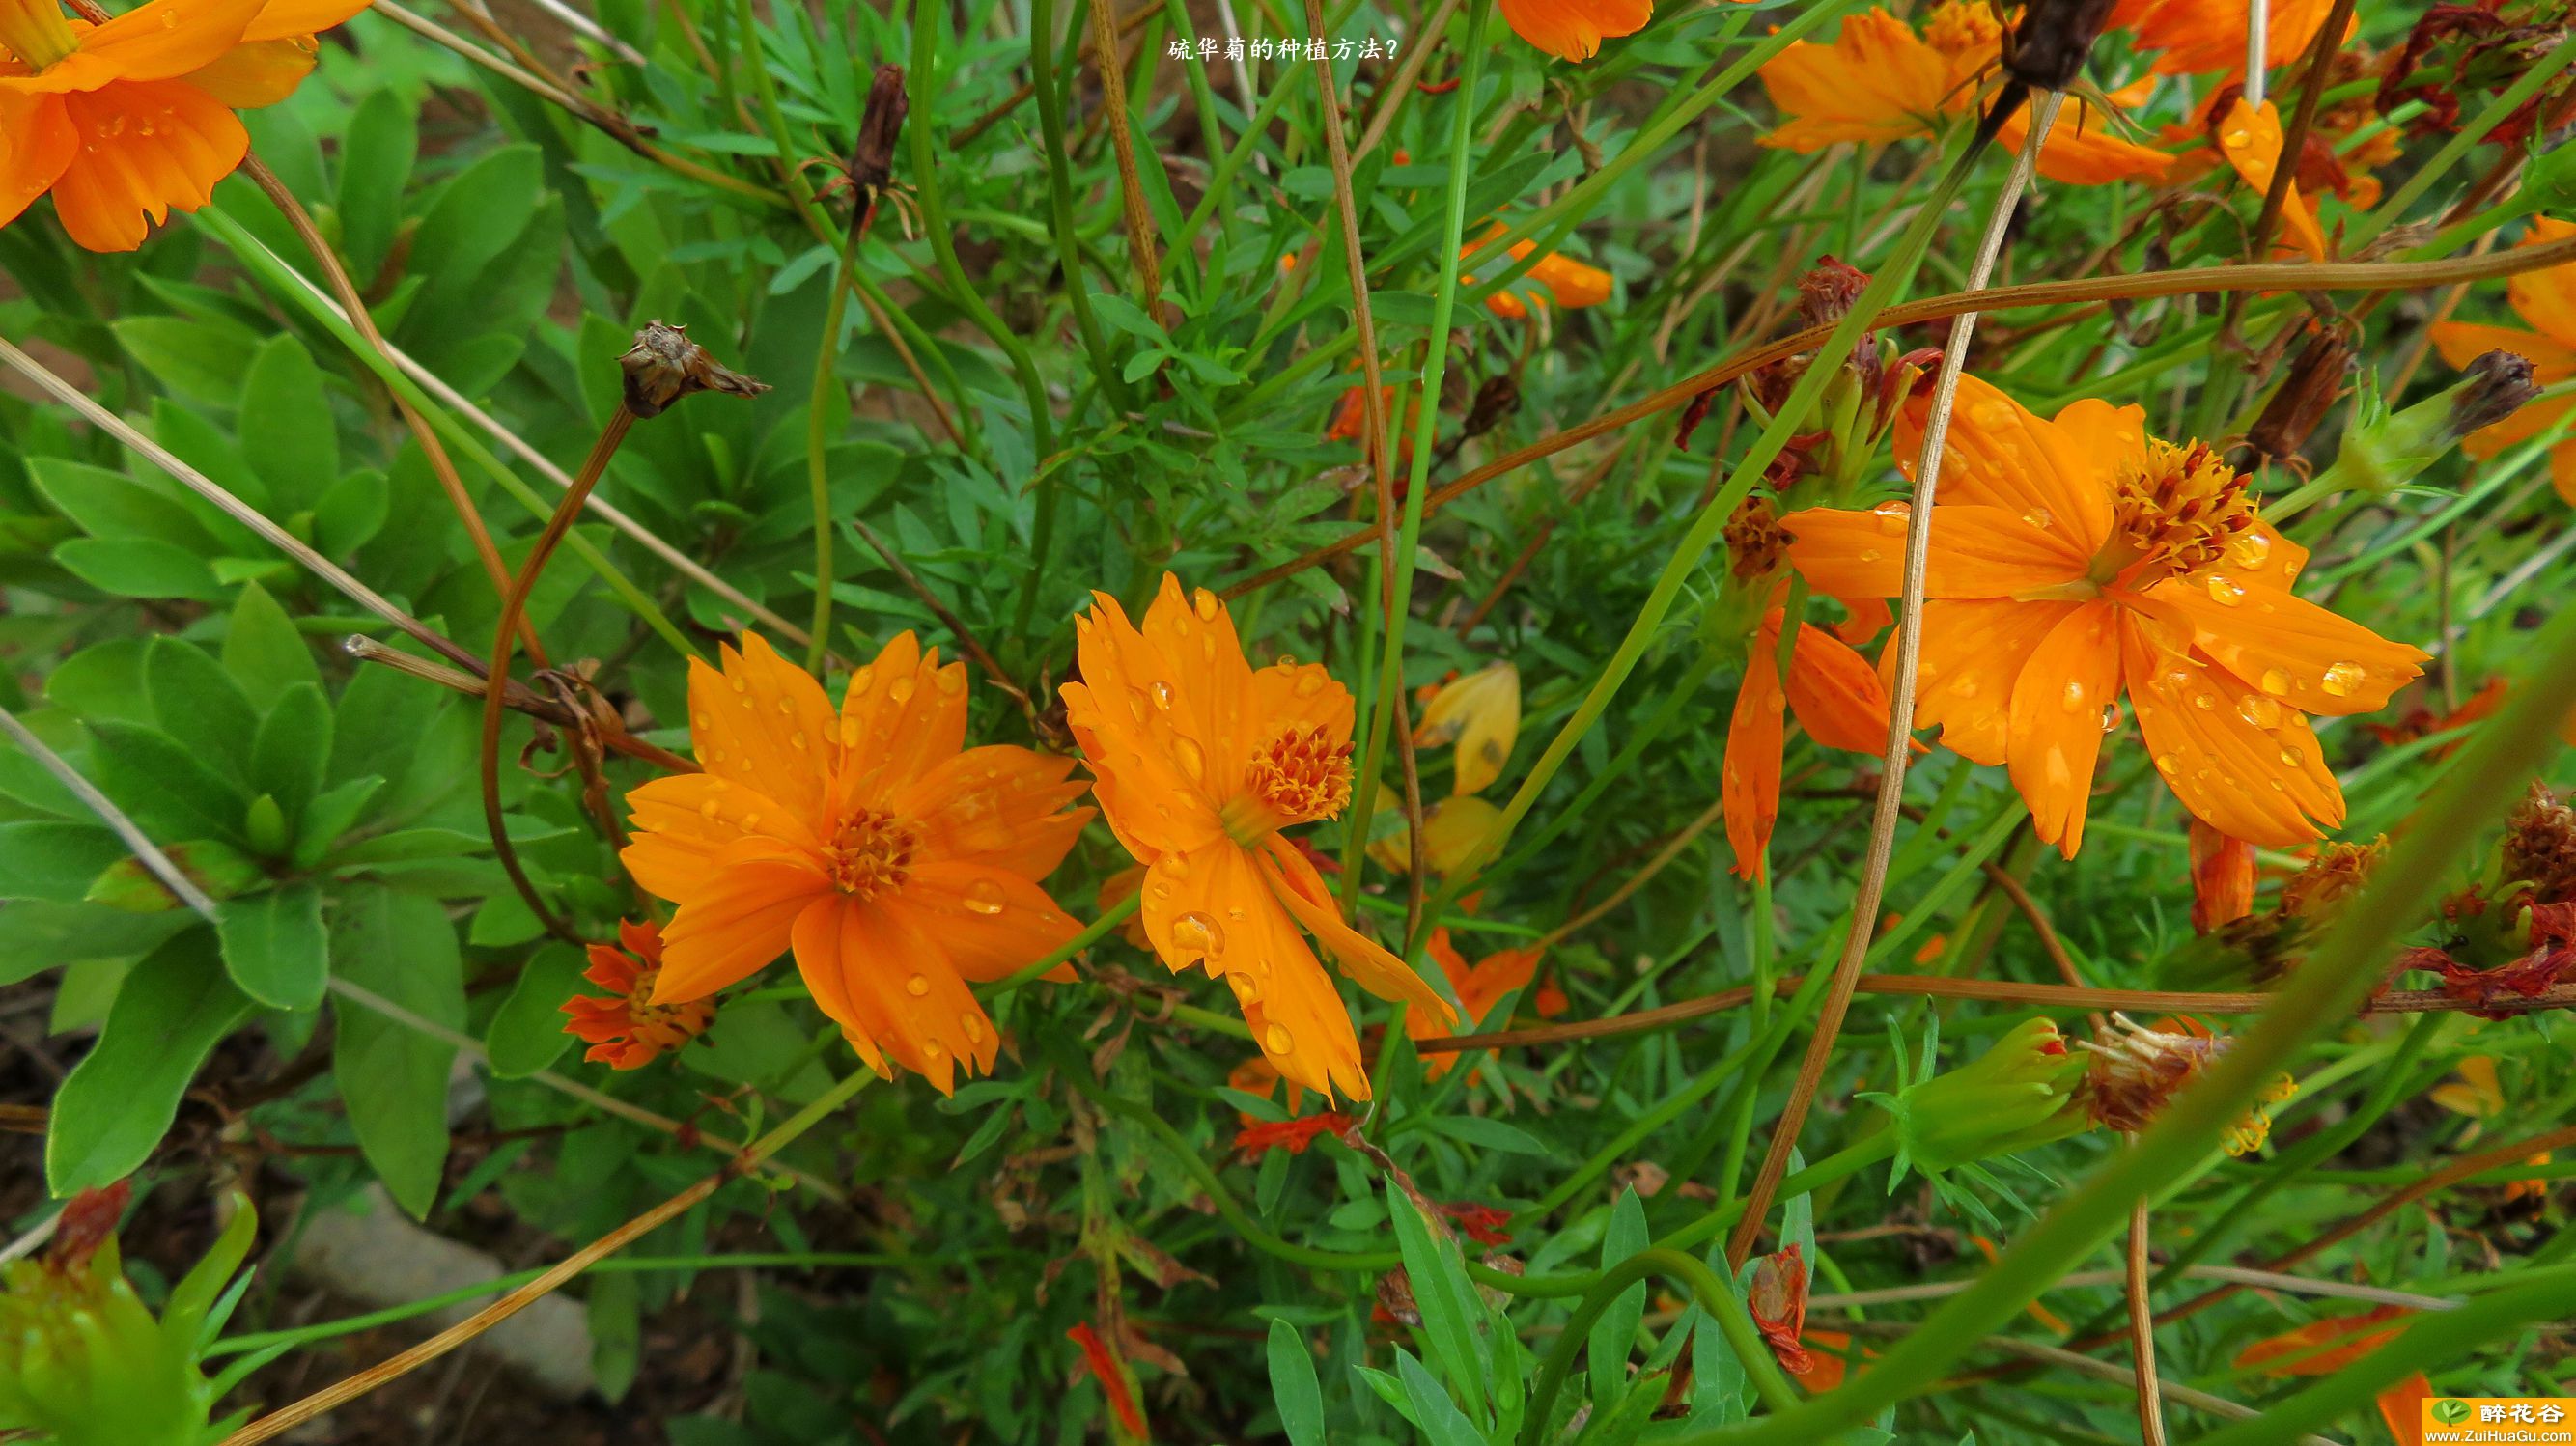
[1414,662,1520,795]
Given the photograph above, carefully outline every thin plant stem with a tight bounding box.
[1087,0,1169,328]
[2124,1176,2168,1446]
[807,218,867,674]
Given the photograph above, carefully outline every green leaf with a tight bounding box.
[216,884,328,1010]
[0,904,189,986]
[1386,1182,1488,1424]
[588,1269,642,1403]
[469,889,546,947]
[144,635,259,772]
[314,469,389,555]
[1268,1319,1326,1446]
[84,838,265,912]
[250,681,332,825]
[1420,1114,1559,1158]
[238,334,339,511]
[54,537,226,600]
[292,776,382,868]
[26,458,220,550]
[331,884,464,1217]
[87,719,251,847]
[113,314,264,406]
[47,927,252,1194]
[1394,1349,1489,1446]
[222,580,322,709]
[1591,1188,1650,1406]
[338,88,416,281]
[484,942,587,1078]
[0,821,129,903]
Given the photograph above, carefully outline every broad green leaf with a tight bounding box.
[250,681,332,826]
[86,719,251,846]
[1386,1182,1489,1424]
[221,580,322,709]
[331,884,464,1217]
[0,903,188,986]
[47,927,251,1194]
[0,821,128,903]
[588,1268,642,1403]
[292,776,382,867]
[1268,1319,1326,1446]
[238,335,339,511]
[314,469,390,555]
[144,635,259,771]
[1591,1188,1651,1406]
[337,87,416,280]
[216,884,328,1010]
[54,537,226,600]
[84,838,264,912]
[27,458,219,550]
[112,314,264,406]
[484,942,587,1078]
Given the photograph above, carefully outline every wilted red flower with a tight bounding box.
[561,919,716,1069]
[1438,1202,1514,1246]
[2188,820,2256,934]
[1233,1111,1355,1160]
[1067,1321,1149,1439]
[1747,1244,1812,1376]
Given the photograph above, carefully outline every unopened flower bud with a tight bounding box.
[2282,837,2385,919]
[2005,0,2117,92]
[2503,784,2576,904]
[1882,1017,2090,1174]
[619,320,770,419]
[2245,326,2352,464]
[2307,351,2538,499]
[851,64,909,196]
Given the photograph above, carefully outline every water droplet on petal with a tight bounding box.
[1155,853,1190,880]
[888,676,916,703]
[961,1013,985,1042]
[700,798,720,820]
[2230,531,2271,568]
[1265,1023,1294,1055]
[1858,548,1883,564]
[2202,573,2247,606]
[731,675,749,693]
[906,974,931,996]
[2320,661,2364,697]
[1172,737,1205,782]
[838,720,859,746]
[2022,508,2052,530]
[2237,694,2282,728]
[1150,681,1176,710]
[1229,973,1261,1004]
[965,878,1007,915]
[1192,588,1220,622]
[2154,752,2181,774]
[2059,680,2087,712]
[2258,667,2291,694]
[1171,910,1226,962]
[2192,691,2216,711]
[791,732,808,750]
[1295,672,1325,697]
[2279,745,2305,767]
[936,668,965,695]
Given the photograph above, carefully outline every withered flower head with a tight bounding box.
[852,65,910,196]
[2282,837,2386,919]
[2503,784,2576,904]
[2246,326,2352,464]
[2005,0,2117,92]
[619,321,770,419]
[1725,495,1789,581]
[2081,1015,2295,1155]
[2449,350,2541,439]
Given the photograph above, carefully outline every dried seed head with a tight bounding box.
[2080,1015,2293,1154]
[1725,495,1788,581]
[2282,837,2386,919]
[2246,326,2352,464]
[619,320,770,419]
[852,64,910,196]
[2004,0,2116,91]
[2503,784,2576,904]
[2447,350,2541,440]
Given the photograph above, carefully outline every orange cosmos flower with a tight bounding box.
[1724,602,1895,879]
[1405,927,1541,1077]
[1465,226,1613,320]
[2428,216,2576,506]
[1414,661,1520,795]
[1784,374,2427,853]
[1497,0,1648,64]
[620,632,1092,1095]
[1755,4,2170,186]
[1,0,371,251]
[559,919,715,1069]
[2111,0,2338,77]
[2232,1305,2411,1376]
[2187,818,2256,933]
[2211,97,2330,259]
[1063,575,1456,1102]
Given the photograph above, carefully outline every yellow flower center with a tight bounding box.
[2100,439,2255,584]
[619,965,707,1043]
[1921,0,2002,58]
[0,0,80,70]
[825,809,916,898]
[1724,496,1787,582]
[1220,725,1354,845]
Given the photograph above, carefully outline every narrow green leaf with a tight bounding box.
[331,884,464,1217]
[1268,1319,1326,1446]
[221,580,322,709]
[250,681,332,825]
[1592,1188,1651,1407]
[47,928,251,1194]
[1386,1182,1489,1424]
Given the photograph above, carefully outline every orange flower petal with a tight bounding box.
[1723,640,1786,880]
[0,93,76,230]
[2504,217,2576,348]
[1895,375,2124,552]
[2215,98,2327,261]
[835,631,970,810]
[2117,0,2336,76]
[2378,1372,2432,1445]
[2006,598,2124,855]
[2005,103,2170,186]
[653,855,827,1002]
[32,0,263,90]
[1263,837,1456,1027]
[2231,1305,2410,1376]
[686,632,841,833]
[898,744,1091,877]
[1145,841,1368,1099]
[1783,504,2089,599]
[1907,598,2082,766]
[1496,0,1649,63]
[1782,620,1894,754]
[1062,591,1229,859]
[2120,609,2343,847]
[175,35,314,107]
[1755,10,1956,151]
[821,897,995,1094]
[620,771,814,902]
[44,80,244,251]
[2426,320,2576,382]
[2148,576,2428,716]
[238,0,374,42]
[2218,519,2310,594]
[2188,818,2256,932]
[891,860,1082,984]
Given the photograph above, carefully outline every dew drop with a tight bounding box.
[700,798,721,820]
[2099,702,2122,734]
[2059,680,2087,712]
[1172,737,1206,782]
[888,676,916,703]
[922,1041,944,1060]
[1230,973,1261,1004]
[2192,691,2216,711]
[1265,1023,1295,1055]
[936,668,965,695]
[1126,686,1150,721]
[2319,661,2364,697]
[1171,910,1227,962]
[1949,677,1979,699]
[1276,653,1300,668]
[1858,548,1883,563]
[2153,752,2181,774]
[961,1013,985,1043]
[791,732,808,750]
[838,720,860,746]
[2258,667,2291,694]
[850,665,876,696]
[1150,681,1177,710]
[731,675,749,694]
[2236,694,2282,728]
[2022,508,2052,530]
[1295,672,1326,697]
[693,712,711,731]
[2279,745,2305,767]
[741,812,760,829]
[2230,531,2272,568]
[2222,127,2253,149]
[965,878,1007,915]
[2202,573,2246,607]
[1192,588,1220,623]
[905,974,931,997]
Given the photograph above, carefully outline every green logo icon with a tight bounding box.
[2432,1399,2476,1425]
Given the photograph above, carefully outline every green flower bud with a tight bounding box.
[0,1186,256,1446]
[1876,1017,2091,1176]
[2307,352,2541,501]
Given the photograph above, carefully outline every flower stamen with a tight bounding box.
[1222,725,1354,844]
[825,810,917,898]
[2101,439,2257,583]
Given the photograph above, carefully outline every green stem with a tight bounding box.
[1339,0,1489,898]
[1030,0,1134,408]
[1523,1247,1801,1444]
[992,890,1142,993]
[2346,34,2576,251]
[804,216,866,674]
